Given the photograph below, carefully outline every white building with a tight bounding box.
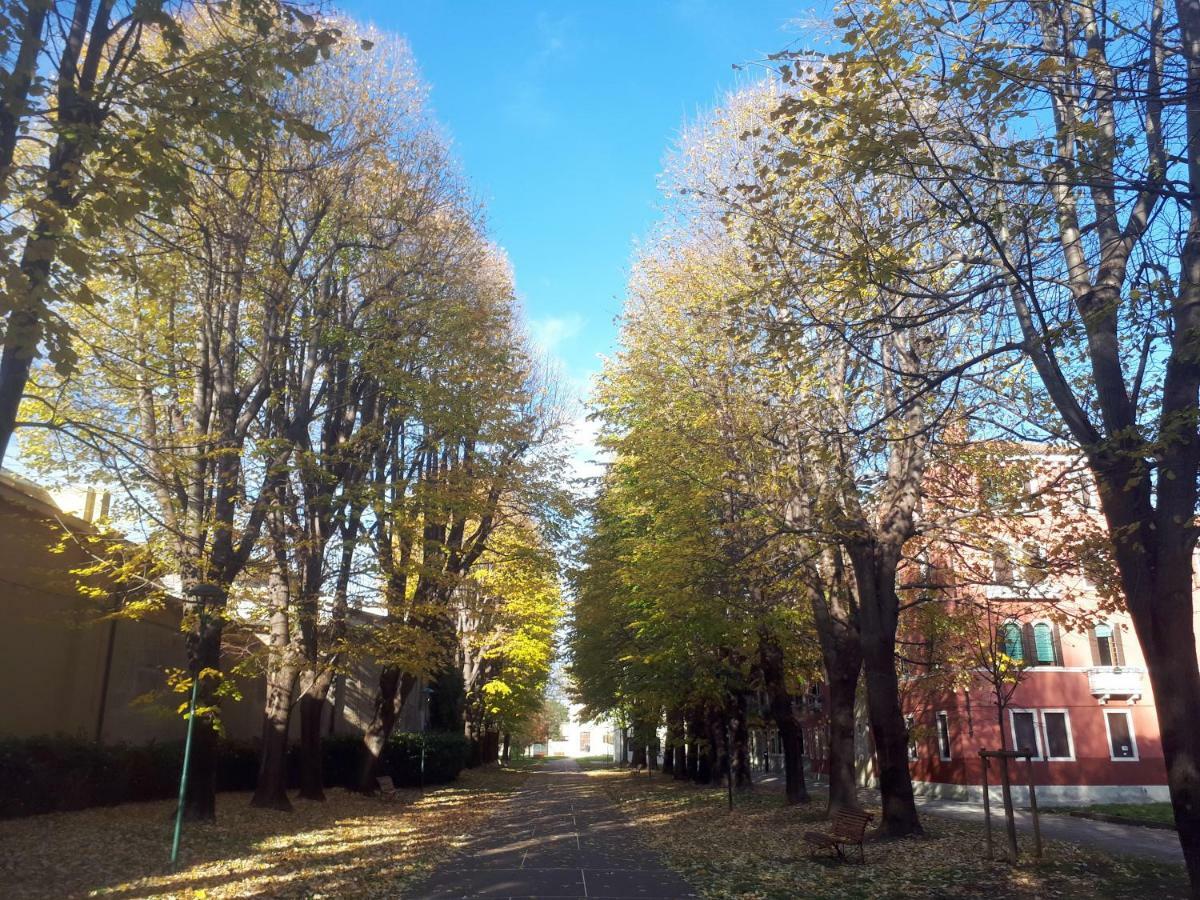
[544,704,617,759]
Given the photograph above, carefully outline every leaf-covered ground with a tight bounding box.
[588,769,1190,899]
[0,767,525,899]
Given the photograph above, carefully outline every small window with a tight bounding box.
[1033,623,1057,666]
[992,549,1014,586]
[905,715,918,761]
[1094,624,1114,667]
[1076,473,1093,508]
[1010,710,1040,758]
[602,732,612,745]
[1041,711,1074,760]
[1106,711,1138,761]
[936,711,951,760]
[1023,543,1048,585]
[579,731,590,753]
[1002,622,1024,662]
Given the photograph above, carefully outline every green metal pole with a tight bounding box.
[170,669,201,865]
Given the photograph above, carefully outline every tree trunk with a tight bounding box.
[182,591,225,821]
[687,711,702,781]
[250,678,294,811]
[357,667,415,792]
[851,541,922,837]
[252,566,297,811]
[664,709,682,777]
[631,742,646,769]
[298,691,328,800]
[1111,521,1200,887]
[809,545,863,814]
[759,632,809,804]
[501,732,511,764]
[826,652,862,814]
[732,694,753,789]
[706,709,726,786]
[675,713,691,781]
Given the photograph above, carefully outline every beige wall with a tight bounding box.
[0,473,384,746]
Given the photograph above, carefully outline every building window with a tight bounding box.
[936,711,951,760]
[992,549,1014,586]
[1001,622,1024,662]
[905,715,918,761]
[1040,710,1074,761]
[602,732,612,745]
[1023,543,1048,585]
[1093,623,1119,666]
[1010,710,1040,759]
[579,731,590,754]
[1033,623,1058,666]
[1105,710,1139,761]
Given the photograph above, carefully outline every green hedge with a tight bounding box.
[0,731,469,819]
[319,732,469,789]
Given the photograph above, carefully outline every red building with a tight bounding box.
[898,451,1191,805]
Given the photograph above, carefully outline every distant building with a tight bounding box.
[545,704,616,759]
[0,469,396,746]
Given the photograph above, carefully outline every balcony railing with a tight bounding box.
[1087,666,1145,703]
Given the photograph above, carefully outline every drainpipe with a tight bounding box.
[93,602,120,744]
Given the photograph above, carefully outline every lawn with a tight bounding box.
[1046,802,1176,829]
[0,766,525,899]
[587,770,1189,900]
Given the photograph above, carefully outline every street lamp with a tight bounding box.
[420,686,435,793]
[170,582,224,866]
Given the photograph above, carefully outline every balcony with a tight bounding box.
[1088,666,1145,704]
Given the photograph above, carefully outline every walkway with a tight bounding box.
[756,772,1182,864]
[411,758,697,899]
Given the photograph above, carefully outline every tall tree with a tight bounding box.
[0,0,333,464]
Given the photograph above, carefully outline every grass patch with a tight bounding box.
[0,765,526,899]
[573,754,618,771]
[587,770,1188,899]
[1045,802,1175,829]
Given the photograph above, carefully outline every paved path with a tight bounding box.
[756,771,1182,864]
[411,758,697,899]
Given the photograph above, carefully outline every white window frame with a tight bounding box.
[935,710,952,761]
[1008,708,1042,760]
[1038,708,1076,761]
[1103,709,1140,762]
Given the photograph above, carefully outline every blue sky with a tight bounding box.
[338,1,818,470]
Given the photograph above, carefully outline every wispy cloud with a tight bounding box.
[500,11,578,129]
[530,313,585,354]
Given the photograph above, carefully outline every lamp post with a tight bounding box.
[170,583,223,866]
[420,686,435,793]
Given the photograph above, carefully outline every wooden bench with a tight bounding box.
[804,808,873,863]
[376,775,400,799]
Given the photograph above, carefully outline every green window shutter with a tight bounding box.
[1003,623,1024,661]
[1033,623,1054,665]
[1088,626,1102,666]
[1051,623,1064,666]
[1022,623,1038,664]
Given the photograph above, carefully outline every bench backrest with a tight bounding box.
[830,809,873,840]
[377,775,396,792]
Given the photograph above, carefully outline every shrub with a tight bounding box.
[383,732,469,787]
[0,730,469,818]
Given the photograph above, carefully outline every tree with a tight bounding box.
[0,0,335,464]
[766,0,1200,879]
